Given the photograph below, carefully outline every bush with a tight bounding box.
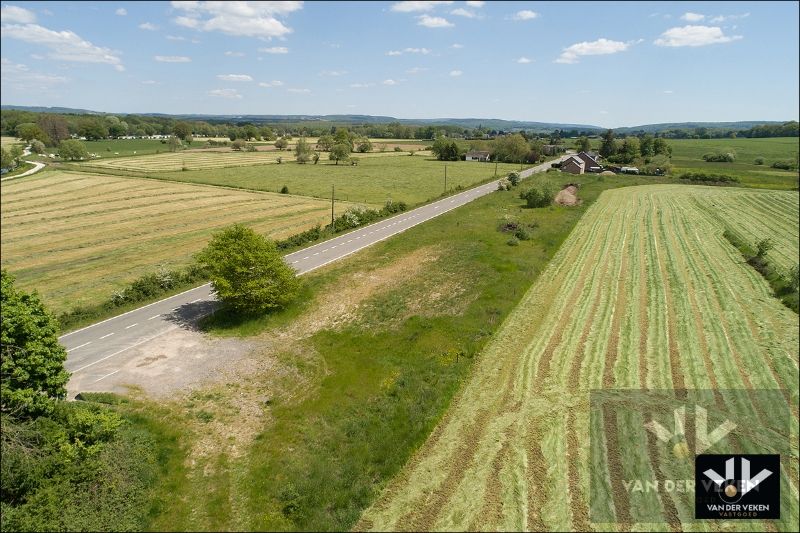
[520,186,554,208]
[514,227,531,241]
[507,172,520,186]
[506,237,519,246]
[280,185,289,194]
[497,178,511,191]
[754,156,765,165]
[394,146,403,152]
[702,152,735,162]
[771,160,798,171]
[30,140,46,154]
[678,172,739,184]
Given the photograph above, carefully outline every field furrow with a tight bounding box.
[1,171,358,312]
[359,184,799,531]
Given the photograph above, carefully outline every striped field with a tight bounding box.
[358,185,799,531]
[1,171,356,313]
[81,148,432,173]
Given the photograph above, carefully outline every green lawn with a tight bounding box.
[668,137,799,189]
[82,139,179,158]
[587,136,799,189]
[130,172,674,531]
[144,155,524,205]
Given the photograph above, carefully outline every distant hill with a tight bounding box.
[614,121,787,134]
[0,105,792,133]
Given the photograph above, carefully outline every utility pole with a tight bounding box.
[444,164,447,193]
[331,184,335,226]
[494,160,498,177]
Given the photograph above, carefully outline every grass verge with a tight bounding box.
[131,172,672,531]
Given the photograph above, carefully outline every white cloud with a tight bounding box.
[115,8,127,16]
[217,73,252,81]
[141,79,160,85]
[466,1,484,6]
[449,69,462,76]
[0,57,67,89]
[555,38,631,64]
[406,66,428,74]
[654,25,742,47]
[386,47,431,56]
[30,53,44,59]
[382,79,398,85]
[154,55,191,62]
[166,34,186,40]
[1,23,124,70]
[171,0,302,39]
[259,46,288,54]
[513,10,538,21]
[320,69,347,76]
[349,82,375,88]
[709,13,750,23]
[287,88,311,94]
[663,89,673,94]
[390,1,453,13]
[139,22,158,30]
[451,8,477,18]
[258,80,283,87]
[450,43,463,49]
[417,14,453,28]
[680,12,705,22]
[224,50,245,56]
[208,88,242,99]
[516,56,531,64]
[1,5,36,23]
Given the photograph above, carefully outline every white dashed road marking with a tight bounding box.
[99,333,114,340]
[148,314,160,320]
[68,342,91,352]
[125,323,138,329]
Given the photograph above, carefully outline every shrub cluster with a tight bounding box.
[327,201,408,233]
[520,186,554,208]
[57,264,209,330]
[771,160,798,171]
[702,152,736,162]
[678,172,740,184]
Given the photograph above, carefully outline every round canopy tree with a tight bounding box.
[196,225,301,314]
[1,270,70,417]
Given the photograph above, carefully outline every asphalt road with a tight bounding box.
[60,155,570,383]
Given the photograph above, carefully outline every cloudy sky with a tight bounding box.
[1,1,798,127]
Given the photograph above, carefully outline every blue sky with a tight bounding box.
[1,1,798,127]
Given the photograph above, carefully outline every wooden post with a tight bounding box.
[444,164,447,193]
[331,184,335,226]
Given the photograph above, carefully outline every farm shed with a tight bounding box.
[465,150,491,162]
[561,156,585,174]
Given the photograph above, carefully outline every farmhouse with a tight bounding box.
[576,151,602,172]
[465,150,491,162]
[561,156,585,174]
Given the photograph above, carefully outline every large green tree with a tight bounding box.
[599,129,617,158]
[575,136,591,153]
[492,134,530,163]
[1,270,70,416]
[295,137,312,163]
[36,115,70,146]
[329,143,351,164]
[196,225,301,313]
[58,139,89,161]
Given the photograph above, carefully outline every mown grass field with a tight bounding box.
[141,156,522,205]
[82,138,174,157]
[0,170,356,313]
[1,135,23,148]
[669,137,799,190]
[80,148,431,173]
[359,184,799,531]
[111,173,687,532]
